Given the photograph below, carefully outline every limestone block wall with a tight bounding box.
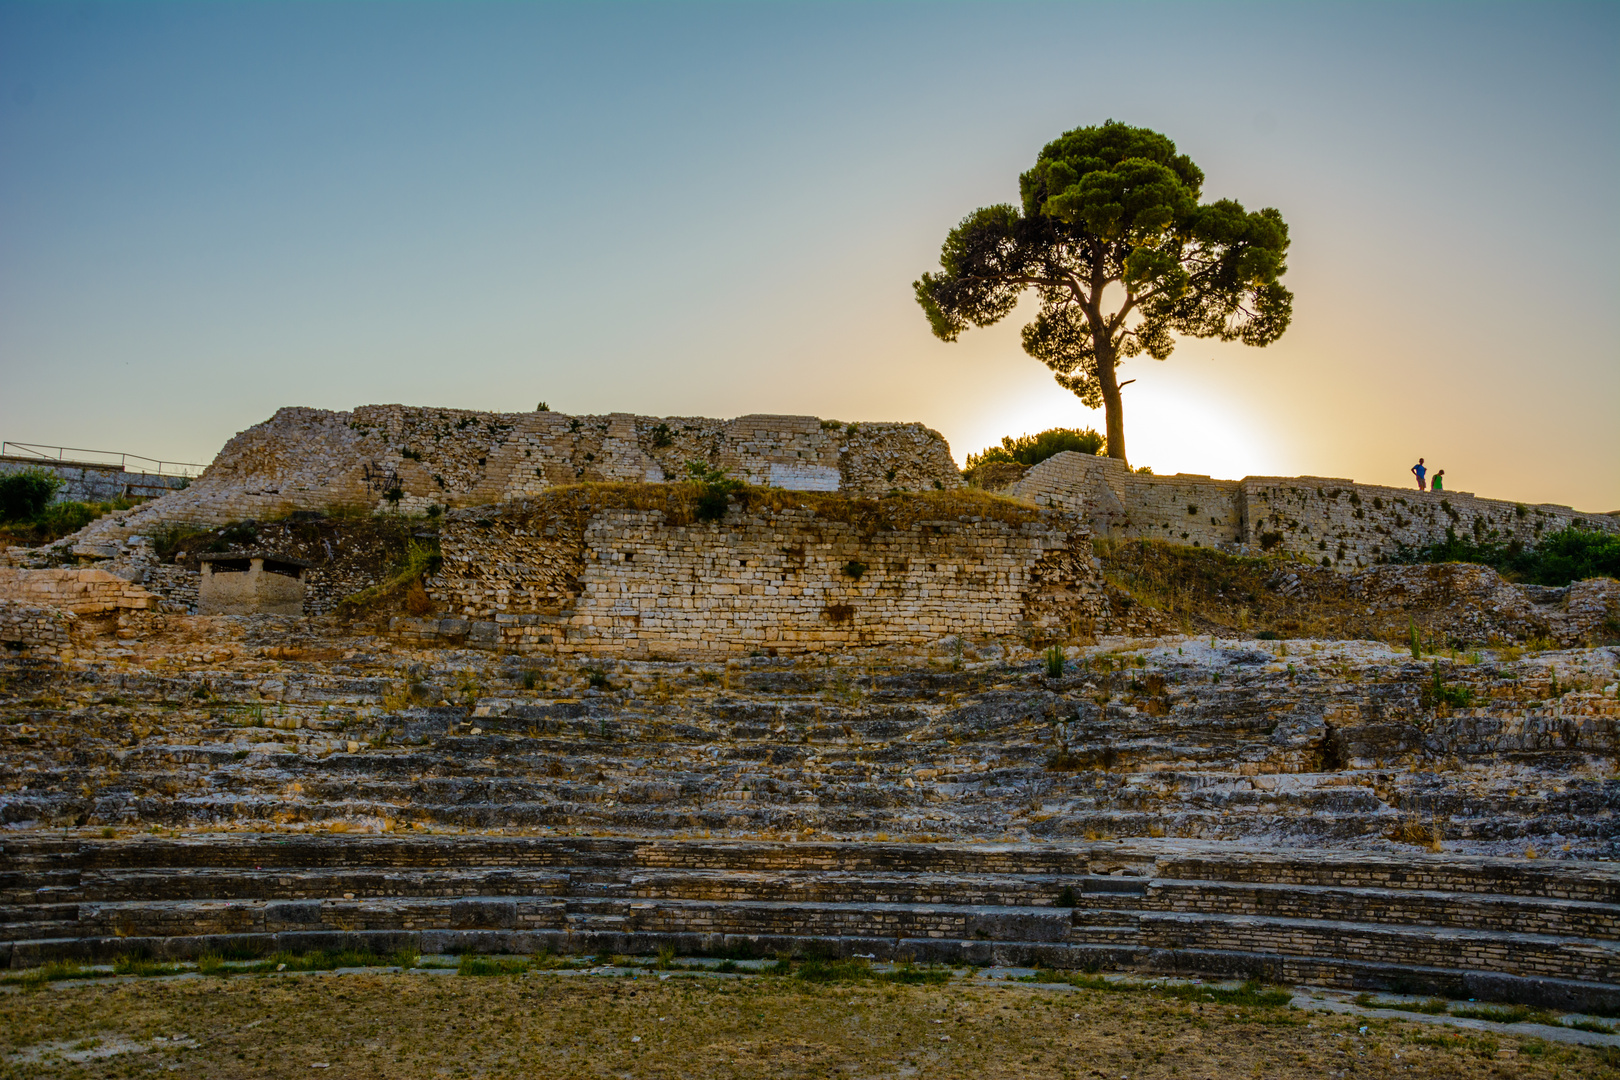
[1011,453,1619,571]
[0,600,74,658]
[1239,478,1619,569]
[422,495,1106,656]
[0,568,160,615]
[1008,453,1241,548]
[62,406,963,556]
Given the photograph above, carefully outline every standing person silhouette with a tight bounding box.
[1411,458,1427,491]
[1432,469,1445,492]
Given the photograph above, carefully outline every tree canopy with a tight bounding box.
[915,121,1293,465]
[965,427,1105,471]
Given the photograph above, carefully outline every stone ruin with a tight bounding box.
[196,553,310,617]
[1004,451,1620,571]
[62,405,963,558]
[0,401,1617,1015]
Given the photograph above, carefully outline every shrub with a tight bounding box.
[1392,524,1620,587]
[1043,644,1065,678]
[335,539,442,618]
[0,468,63,521]
[965,428,1105,470]
[1422,663,1473,709]
[35,501,98,536]
[842,560,867,580]
[403,580,434,616]
[685,460,743,522]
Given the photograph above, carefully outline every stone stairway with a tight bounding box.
[1,834,1616,1013]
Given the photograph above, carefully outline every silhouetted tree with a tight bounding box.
[916,121,1293,465]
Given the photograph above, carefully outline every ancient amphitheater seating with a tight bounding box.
[2,835,1616,1013]
[2,630,1616,1011]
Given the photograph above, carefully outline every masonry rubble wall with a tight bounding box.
[1010,452,1620,571]
[0,456,191,504]
[403,497,1107,656]
[60,407,963,557]
[1341,564,1620,647]
[100,542,201,613]
[0,600,75,658]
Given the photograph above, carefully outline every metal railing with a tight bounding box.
[0,442,205,478]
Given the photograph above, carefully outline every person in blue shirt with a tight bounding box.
[1411,458,1427,491]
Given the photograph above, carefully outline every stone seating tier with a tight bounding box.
[1,835,1616,1014]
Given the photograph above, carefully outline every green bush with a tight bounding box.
[36,500,98,535]
[1393,525,1620,587]
[0,468,64,521]
[685,460,743,522]
[965,428,1105,471]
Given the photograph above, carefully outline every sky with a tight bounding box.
[1,1,1615,510]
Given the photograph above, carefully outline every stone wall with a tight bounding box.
[0,568,161,615]
[0,600,74,658]
[197,558,306,617]
[1010,453,1619,571]
[407,490,1106,656]
[62,406,963,556]
[1240,477,1618,570]
[0,456,191,504]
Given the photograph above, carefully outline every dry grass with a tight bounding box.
[1,969,1609,1079]
[1097,538,1472,642]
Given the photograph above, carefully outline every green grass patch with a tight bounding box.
[1027,971,1292,1008]
[112,955,186,977]
[238,948,400,974]
[1354,993,1450,1014]
[456,954,532,977]
[1560,1017,1615,1033]
[790,958,952,985]
[1449,1003,1554,1025]
[0,961,111,987]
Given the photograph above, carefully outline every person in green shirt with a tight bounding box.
[1432,469,1444,492]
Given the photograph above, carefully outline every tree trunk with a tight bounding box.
[1092,330,1126,465]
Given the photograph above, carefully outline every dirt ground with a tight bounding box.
[3,969,1615,1080]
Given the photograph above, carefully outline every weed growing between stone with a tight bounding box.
[456,955,531,977]
[1022,972,1293,1009]
[2,969,1613,1079]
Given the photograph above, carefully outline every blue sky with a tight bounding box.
[1,1,1615,508]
